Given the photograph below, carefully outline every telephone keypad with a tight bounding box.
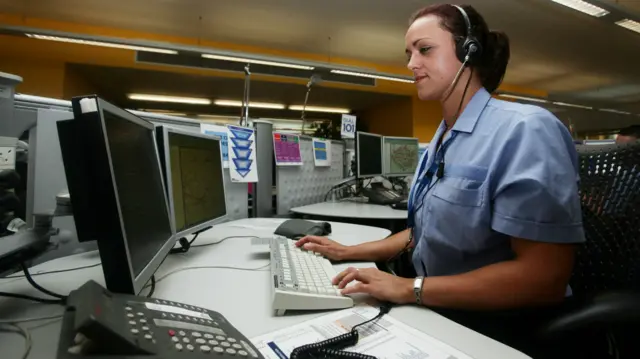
[191,331,202,338]
[128,320,136,325]
[182,337,190,344]
[233,343,243,349]
[208,339,219,346]
[178,330,186,336]
[175,343,183,351]
[239,350,249,357]
[186,344,195,351]
[226,348,237,355]
[204,333,214,339]
[130,329,139,334]
[228,337,237,343]
[144,334,153,340]
[200,345,211,353]
[213,347,225,353]
[195,338,206,344]
[221,341,231,348]
[142,326,150,331]
[171,337,179,343]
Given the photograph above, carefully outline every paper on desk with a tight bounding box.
[251,305,474,359]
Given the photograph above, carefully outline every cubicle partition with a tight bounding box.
[276,136,344,215]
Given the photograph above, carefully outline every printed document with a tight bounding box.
[251,305,474,359]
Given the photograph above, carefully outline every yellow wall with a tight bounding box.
[360,97,413,137]
[0,57,65,98]
[412,97,442,142]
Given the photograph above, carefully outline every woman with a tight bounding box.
[296,2,584,344]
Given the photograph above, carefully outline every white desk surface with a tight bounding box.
[0,218,528,359]
[290,201,408,220]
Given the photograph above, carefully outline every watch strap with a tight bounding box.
[413,276,425,305]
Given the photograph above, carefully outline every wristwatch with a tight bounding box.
[413,276,425,305]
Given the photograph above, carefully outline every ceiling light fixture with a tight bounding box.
[552,101,593,110]
[25,34,178,54]
[498,94,548,103]
[214,100,286,109]
[600,108,632,115]
[202,54,314,70]
[138,109,187,116]
[288,105,350,114]
[128,94,211,105]
[330,70,415,83]
[549,0,609,17]
[616,19,640,34]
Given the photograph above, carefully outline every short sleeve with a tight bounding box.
[490,110,585,243]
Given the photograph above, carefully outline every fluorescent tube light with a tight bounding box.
[288,105,350,114]
[25,34,177,54]
[330,69,415,83]
[128,94,211,105]
[202,54,314,70]
[498,94,548,103]
[600,108,632,115]
[552,101,593,110]
[138,109,187,116]
[616,19,640,34]
[550,0,609,17]
[214,100,285,109]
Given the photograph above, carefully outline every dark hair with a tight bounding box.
[409,4,510,93]
[618,125,640,138]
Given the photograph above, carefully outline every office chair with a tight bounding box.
[537,142,640,358]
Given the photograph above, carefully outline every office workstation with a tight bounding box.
[2,1,640,358]
[0,94,530,359]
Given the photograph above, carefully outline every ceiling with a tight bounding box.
[1,0,640,128]
[67,63,407,120]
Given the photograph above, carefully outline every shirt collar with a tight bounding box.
[451,87,491,134]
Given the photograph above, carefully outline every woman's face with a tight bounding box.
[406,15,462,101]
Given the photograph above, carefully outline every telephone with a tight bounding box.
[361,183,403,206]
[56,280,264,359]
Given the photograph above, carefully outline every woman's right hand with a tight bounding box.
[295,236,351,261]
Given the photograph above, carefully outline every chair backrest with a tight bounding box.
[571,142,640,295]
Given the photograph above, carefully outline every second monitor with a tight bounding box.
[383,136,419,176]
[356,132,383,178]
[156,126,228,238]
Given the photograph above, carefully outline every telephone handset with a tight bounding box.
[56,280,264,359]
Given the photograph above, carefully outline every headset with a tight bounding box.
[451,4,482,65]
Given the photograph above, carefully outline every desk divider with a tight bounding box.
[276,136,344,215]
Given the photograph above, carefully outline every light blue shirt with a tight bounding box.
[410,87,585,278]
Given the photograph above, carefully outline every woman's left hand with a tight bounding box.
[333,267,414,304]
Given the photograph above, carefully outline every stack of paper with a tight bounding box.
[251,306,473,359]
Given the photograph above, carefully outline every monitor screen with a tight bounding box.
[383,137,419,176]
[165,130,226,236]
[103,110,174,278]
[357,132,383,178]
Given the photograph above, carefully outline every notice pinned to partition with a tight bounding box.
[273,133,303,166]
[227,125,258,183]
[340,114,357,139]
[201,123,230,168]
[312,138,331,167]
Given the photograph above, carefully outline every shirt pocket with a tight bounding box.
[431,165,488,207]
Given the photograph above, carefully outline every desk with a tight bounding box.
[290,201,408,234]
[290,201,407,220]
[0,218,529,359]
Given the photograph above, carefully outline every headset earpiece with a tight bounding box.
[451,5,483,65]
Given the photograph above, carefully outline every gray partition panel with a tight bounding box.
[276,137,344,215]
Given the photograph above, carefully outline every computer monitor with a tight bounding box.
[382,136,419,177]
[356,132,383,178]
[156,126,227,238]
[57,96,174,294]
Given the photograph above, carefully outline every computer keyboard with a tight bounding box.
[269,237,354,316]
